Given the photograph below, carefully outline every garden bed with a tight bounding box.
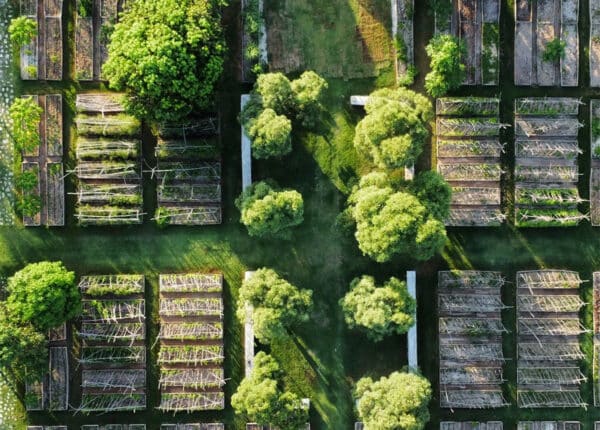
[591,100,600,226]
[514,0,579,86]
[393,0,415,84]
[591,0,600,86]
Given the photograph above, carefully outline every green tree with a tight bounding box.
[355,372,432,430]
[237,268,313,343]
[247,108,292,159]
[0,310,47,383]
[235,181,304,238]
[543,38,566,62]
[102,0,226,123]
[347,173,447,262]
[8,17,37,47]
[354,88,432,170]
[9,97,42,153]
[409,171,451,221]
[425,34,466,97]
[255,73,295,115]
[7,262,80,331]
[340,276,415,341]
[232,352,308,429]
[291,70,328,127]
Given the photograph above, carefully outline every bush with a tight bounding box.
[7,262,79,331]
[9,97,42,153]
[425,34,466,97]
[78,0,93,17]
[291,71,328,128]
[247,108,292,159]
[236,181,304,238]
[543,38,566,62]
[256,73,295,115]
[8,17,37,47]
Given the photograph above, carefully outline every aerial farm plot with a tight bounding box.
[154,120,222,226]
[514,98,585,227]
[590,100,600,225]
[438,271,508,409]
[77,275,147,413]
[392,0,415,84]
[434,0,500,85]
[436,97,505,226]
[517,270,587,408]
[21,94,64,227]
[591,0,600,86]
[20,0,63,81]
[74,93,143,226]
[514,0,579,86]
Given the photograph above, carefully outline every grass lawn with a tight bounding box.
[265,0,395,80]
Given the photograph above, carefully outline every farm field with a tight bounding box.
[7,0,600,430]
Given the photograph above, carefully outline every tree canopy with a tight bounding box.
[290,71,328,127]
[247,108,292,159]
[341,276,415,341]
[9,96,42,154]
[102,0,226,123]
[425,34,466,98]
[355,372,432,430]
[354,88,432,170]
[409,171,452,221]
[255,73,296,115]
[232,352,308,429]
[7,262,79,331]
[235,181,304,238]
[0,308,47,383]
[237,268,313,343]
[347,173,447,262]
[8,16,37,47]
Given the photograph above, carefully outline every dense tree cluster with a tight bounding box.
[9,96,42,154]
[354,88,433,170]
[242,71,328,159]
[103,0,227,123]
[236,181,304,238]
[346,172,449,262]
[232,352,308,429]
[425,35,466,97]
[237,268,312,343]
[341,275,415,341]
[355,372,432,430]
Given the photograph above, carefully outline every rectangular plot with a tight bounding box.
[45,95,63,156]
[561,24,578,87]
[46,163,64,226]
[45,17,62,81]
[515,22,533,85]
[591,21,600,87]
[536,23,556,86]
[22,162,41,226]
[48,347,68,411]
[562,0,579,22]
[538,0,557,22]
[75,16,93,81]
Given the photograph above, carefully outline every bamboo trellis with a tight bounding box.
[82,300,146,322]
[158,346,224,365]
[515,118,583,138]
[79,275,145,294]
[517,295,585,313]
[74,183,141,204]
[153,162,221,182]
[518,318,588,336]
[157,118,219,138]
[440,390,508,409]
[437,140,505,158]
[158,183,221,204]
[153,206,221,225]
[159,273,222,293]
[515,97,583,116]
[518,342,584,361]
[517,367,587,385]
[79,346,146,365]
[79,322,145,343]
[516,140,582,158]
[82,369,146,391]
[517,423,580,430]
[447,208,506,226]
[78,393,146,412]
[440,422,503,430]
[158,368,225,390]
[516,187,583,205]
[75,162,140,180]
[76,139,140,160]
[438,271,506,289]
[76,207,144,225]
[517,390,586,408]
[440,343,505,362]
[437,118,503,137]
[159,425,224,430]
[440,367,504,385]
[157,393,224,412]
[439,294,507,313]
[517,270,583,289]
[159,298,223,318]
[515,165,579,183]
[451,187,501,205]
[76,94,126,114]
[439,163,504,181]
[436,98,500,116]
[440,318,507,335]
[517,211,589,225]
[157,323,222,341]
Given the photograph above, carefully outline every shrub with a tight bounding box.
[543,38,566,62]
[425,34,466,97]
[8,17,37,47]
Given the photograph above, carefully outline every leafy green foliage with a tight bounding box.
[235,181,304,238]
[102,0,226,123]
[8,17,37,47]
[237,268,313,343]
[18,194,41,218]
[247,108,292,159]
[256,73,295,115]
[355,371,432,430]
[291,70,328,127]
[0,309,47,383]
[341,276,415,341]
[78,0,93,17]
[543,38,566,62]
[347,173,447,262]
[354,88,432,170]
[9,97,42,153]
[15,170,38,192]
[409,171,452,221]
[425,34,466,97]
[7,262,80,331]
[232,352,308,429]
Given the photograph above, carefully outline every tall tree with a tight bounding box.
[7,261,79,331]
[341,276,415,341]
[291,70,328,127]
[232,352,308,429]
[247,108,292,159]
[347,173,447,262]
[425,35,466,97]
[103,0,226,123]
[354,88,432,170]
[255,72,295,115]
[236,181,304,238]
[237,268,313,343]
[355,372,432,430]
[409,171,452,221]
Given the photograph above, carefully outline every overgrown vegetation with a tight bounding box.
[425,34,466,97]
[543,38,567,62]
[8,16,37,47]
